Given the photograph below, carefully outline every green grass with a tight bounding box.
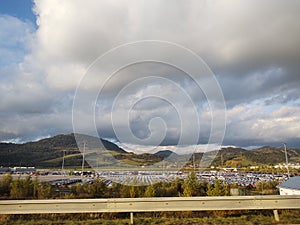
[43,154,82,164]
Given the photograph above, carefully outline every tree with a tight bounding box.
[33,176,39,198]
[207,179,229,196]
[182,171,200,196]
[22,176,33,197]
[0,173,12,197]
[37,182,52,199]
[10,177,22,199]
[89,179,107,198]
[9,176,34,199]
[256,181,264,193]
[168,178,184,197]
[120,184,133,198]
[152,182,167,197]
[129,185,136,198]
[110,182,122,198]
[144,184,155,197]
[198,180,208,196]
[206,183,214,196]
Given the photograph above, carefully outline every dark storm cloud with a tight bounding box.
[0,0,300,149]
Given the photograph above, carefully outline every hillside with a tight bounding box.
[155,150,178,158]
[209,146,300,167]
[1,134,300,168]
[0,133,127,167]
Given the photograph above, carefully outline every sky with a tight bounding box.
[0,0,300,153]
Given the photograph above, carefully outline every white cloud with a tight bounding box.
[0,15,35,66]
[1,0,300,149]
[225,104,300,146]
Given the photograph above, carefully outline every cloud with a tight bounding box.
[0,15,35,66]
[31,0,300,104]
[1,0,300,149]
[224,104,300,147]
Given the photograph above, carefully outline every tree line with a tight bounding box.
[0,172,278,200]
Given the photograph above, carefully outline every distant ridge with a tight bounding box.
[0,134,300,168]
[209,146,300,167]
[155,150,178,158]
[0,133,126,167]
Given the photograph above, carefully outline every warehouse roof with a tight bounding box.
[278,176,300,190]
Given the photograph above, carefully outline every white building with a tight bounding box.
[274,163,300,169]
[278,176,300,195]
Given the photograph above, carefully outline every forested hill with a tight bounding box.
[209,146,300,167]
[0,134,299,168]
[0,133,126,167]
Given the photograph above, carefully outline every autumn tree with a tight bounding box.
[206,179,229,196]
[10,176,34,199]
[144,184,155,197]
[0,173,12,197]
[182,171,200,196]
[37,182,52,199]
[89,179,107,198]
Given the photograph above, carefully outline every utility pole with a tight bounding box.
[221,152,224,168]
[283,143,290,179]
[162,159,165,176]
[219,146,224,168]
[62,150,65,176]
[81,142,86,180]
[193,153,196,172]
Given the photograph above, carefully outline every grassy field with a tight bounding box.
[1,210,299,225]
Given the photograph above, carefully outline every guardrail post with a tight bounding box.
[273,210,280,222]
[130,212,134,224]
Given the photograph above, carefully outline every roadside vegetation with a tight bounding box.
[0,172,227,199]
[1,210,300,225]
[1,172,296,224]
[1,172,280,200]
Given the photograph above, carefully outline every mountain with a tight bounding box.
[243,146,300,165]
[155,150,177,158]
[1,134,300,168]
[209,146,300,167]
[0,133,126,167]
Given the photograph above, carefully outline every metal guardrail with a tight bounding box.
[1,196,300,223]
